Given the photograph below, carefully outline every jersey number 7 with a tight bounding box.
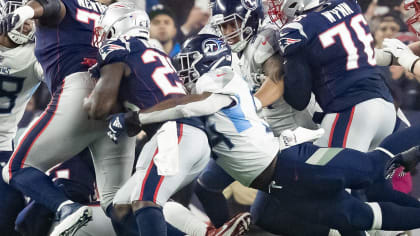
[319,14,376,71]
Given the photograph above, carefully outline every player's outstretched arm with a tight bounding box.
[0,0,65,35]
[382,38,420,76]
[83,62,127,120]
[254,54,285,109]
[137,92,234,124]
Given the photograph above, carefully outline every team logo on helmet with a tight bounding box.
[202,38,225,54]
[241,0,258,11]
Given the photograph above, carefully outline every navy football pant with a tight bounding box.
[0,151,25,236]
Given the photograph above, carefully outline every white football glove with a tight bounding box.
[278,127,325,150]
[374,48,392,66]
[382,38,420,72]
[0,6,34,35]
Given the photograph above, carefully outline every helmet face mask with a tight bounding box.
[174,51,202,91]
[0,0,35,45]
[405,0,420,37]
[93,2,150,48]
[174,34,232,91]
[211,0,263,53]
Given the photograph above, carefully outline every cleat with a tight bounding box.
[50,203,92,236]
[206,212,251,236]
[385,146,420,179]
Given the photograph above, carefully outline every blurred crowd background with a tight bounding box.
[19,1,420,234]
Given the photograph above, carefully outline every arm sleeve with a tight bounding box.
[283,52,312,110]
[138,93,234,124]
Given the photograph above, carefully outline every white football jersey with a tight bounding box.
[0,43,42,151]
[238,22,316,136]
[194,66,279,187]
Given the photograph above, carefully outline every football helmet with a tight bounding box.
[173,34,232,90]
[0,0,34,44]
[93,1,150,47]
[267,0,326,28]
[405,0,420,37]
[211,0,263,53]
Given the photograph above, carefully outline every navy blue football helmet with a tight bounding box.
[211,0,263,53]
[174,34,232,90]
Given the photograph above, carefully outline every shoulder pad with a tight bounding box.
[277,15,311,56]
[97,39,130,67]
[194,67,236,95]
[252,25,280,65]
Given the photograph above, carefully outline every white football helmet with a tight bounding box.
[267,0,326,28]
[0,0,35,44]
[93,1,150,47]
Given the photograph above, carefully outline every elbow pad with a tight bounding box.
[36,0,61,22]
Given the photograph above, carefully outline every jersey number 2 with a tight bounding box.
[319,14,375,70]
[141,49,185,96]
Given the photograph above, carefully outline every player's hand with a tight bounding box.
[382,38,419,72]
[107,113,126,144]
[0,6,35,35]
[385,155,405,179]
[107,111,142,143]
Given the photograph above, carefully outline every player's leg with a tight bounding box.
[314,98,396,151]
[0,151,25,236]
[274,127,420,193]
[195,159,234,227]
[2,73,106,235]
[113,123,210,236]
[250,190,332,236]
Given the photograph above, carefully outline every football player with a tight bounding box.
[84,3,250,236]
[0,0,41,234]
[268,2,420,231]
[109,33,420,234]
[269,0,395,152]
[0,0,136,235]
[193,1,329,235]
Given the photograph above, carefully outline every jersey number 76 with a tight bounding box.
[319,13,376,71]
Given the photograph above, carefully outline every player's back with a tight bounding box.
[98,37,186,110]
[0,43,42,151]
[194,66,279,186]
[35,0,106,93]
[280,0,392,112]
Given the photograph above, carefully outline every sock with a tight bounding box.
[163,201,207,236]
[134,207,167,236]
[195,183,230,227]
[106,205,138,236]
[0,176,25,236]
[10,167,69,212]
[167,223,186,236]
[374,202,420,230]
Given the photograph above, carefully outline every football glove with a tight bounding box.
[107,113,126,144]
[382,38,420,72]
[385,146,420,179]
[0,6,34,35]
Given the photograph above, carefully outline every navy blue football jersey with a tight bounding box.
[35,0,106,93]
[279,0,393,112]
[97,37,204,129]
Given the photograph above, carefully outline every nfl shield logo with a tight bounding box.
[241,0,258,10]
